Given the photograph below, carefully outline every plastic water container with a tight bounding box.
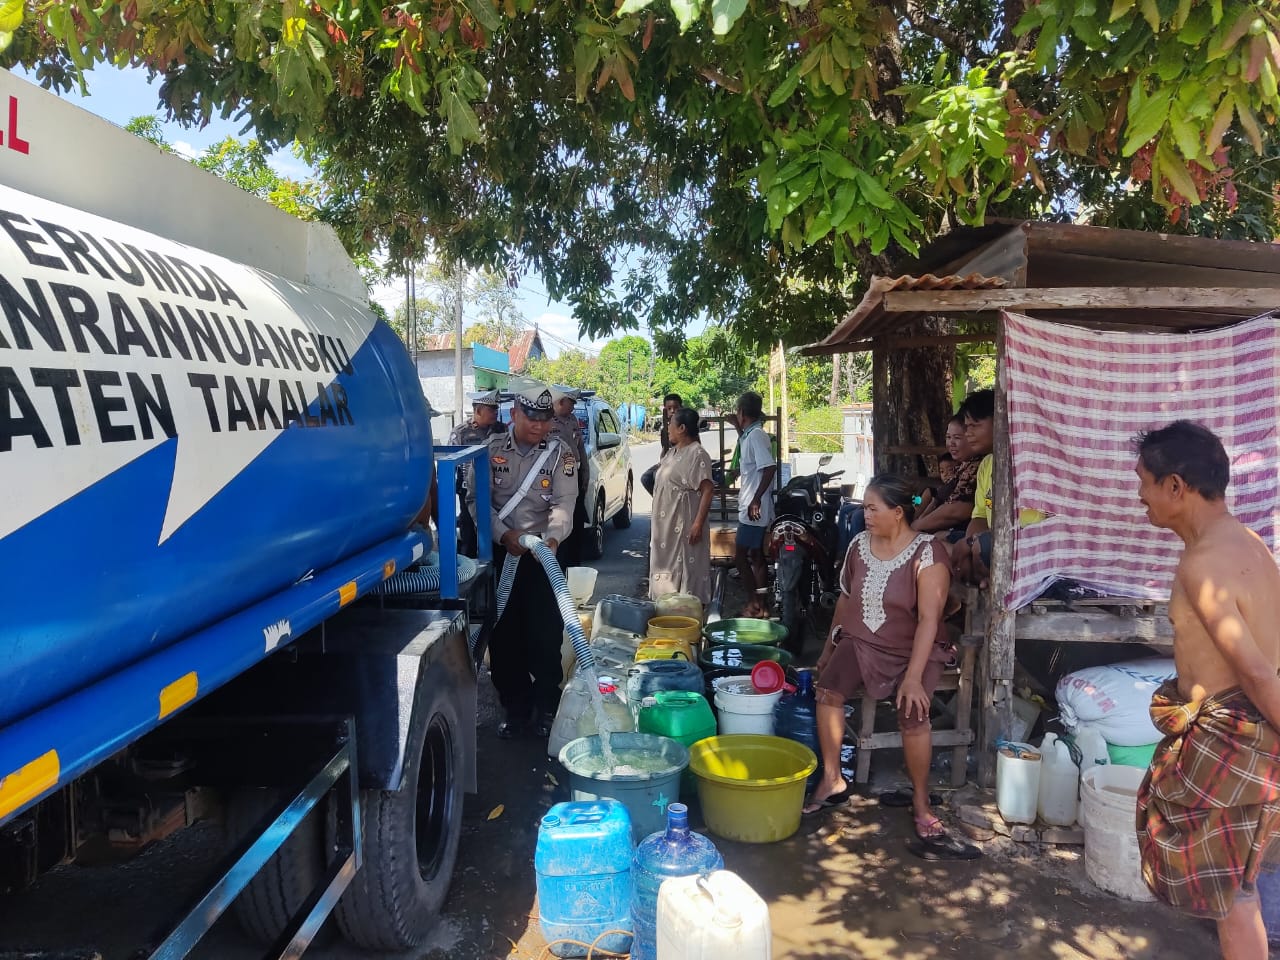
[1080,765,1155,901]
[631,803,724,960]
[626,661,705,720]
[600,595,657,635]
[588,638,643,674]
[566,567,599,607]
[549,673,596,759]
[714,677,782,735]
[1037,733,1080,827]
[1076,728,1111,773]
[773,669,821,788]
[576,681,635,739]
[561,734,690,842]
[656,870,770,960]
[535,801,634,958]
[639,691,717,797]
[995,741,1041,825]
[654,592,704,624]
[635,637,696,663]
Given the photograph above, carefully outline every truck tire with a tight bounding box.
[226,787,326,945]
[581,496,606,561]
[612,476,633,529]
[335,674,465,950]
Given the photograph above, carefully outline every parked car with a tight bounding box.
[498,391,634,560]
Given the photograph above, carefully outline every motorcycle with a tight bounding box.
[764,463,847,658]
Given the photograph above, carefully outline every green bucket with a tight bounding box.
[559,733,689,842]
[701,618,788,648]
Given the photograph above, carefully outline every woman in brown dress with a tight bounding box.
[803,475,953,844]
[649,408,715,604]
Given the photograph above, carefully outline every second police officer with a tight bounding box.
[449,390,508,557]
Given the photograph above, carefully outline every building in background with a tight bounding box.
[418,342,510,433]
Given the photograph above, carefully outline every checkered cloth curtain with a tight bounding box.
[1002,310,1280,610]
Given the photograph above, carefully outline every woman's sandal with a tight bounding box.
[802,785,855,816]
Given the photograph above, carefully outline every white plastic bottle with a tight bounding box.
[1037,733,1080,827]
[656,870,771,960]
[547,673,594,759]
[576,680,635,738]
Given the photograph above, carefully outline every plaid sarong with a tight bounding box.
[1137,681,1280,919]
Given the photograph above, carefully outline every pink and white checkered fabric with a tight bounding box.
[1003,310,1280,609]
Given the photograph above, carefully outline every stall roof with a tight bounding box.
[804,221,1280,354]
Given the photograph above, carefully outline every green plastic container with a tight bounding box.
[702,618,788,648]
[559,733,689,842]
[687,734,817,844]
[699,642,794,673]
[638,691,717,797]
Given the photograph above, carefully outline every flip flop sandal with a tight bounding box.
[879,789,943,808]
[907,834,984,861]
[802,785,855,816]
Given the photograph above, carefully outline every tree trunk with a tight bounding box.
[877,316,954,479]
[828,357,841,406]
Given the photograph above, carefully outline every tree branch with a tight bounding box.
[698,66,743,94]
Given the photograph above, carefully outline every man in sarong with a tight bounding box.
[1134,420,1280,960]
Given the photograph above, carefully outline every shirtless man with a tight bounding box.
[1134,420,1280,960]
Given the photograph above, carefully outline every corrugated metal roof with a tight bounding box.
[803,221,1280,355]
[807,273,1006,354]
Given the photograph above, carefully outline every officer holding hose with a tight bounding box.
[469,384,577,739]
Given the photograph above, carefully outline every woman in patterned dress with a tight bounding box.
[648,408,715,604]
[802,475,954,844]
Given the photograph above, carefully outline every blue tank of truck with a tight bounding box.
[0,183,433,728]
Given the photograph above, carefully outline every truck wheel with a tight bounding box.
[335,676,465,950]
[226,787,326,945]
[581,496,606,561]
[612,476,633,529]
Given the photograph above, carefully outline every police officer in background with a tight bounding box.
[550,387,590,565]
[469,384,577,738]
[449,390,508,557]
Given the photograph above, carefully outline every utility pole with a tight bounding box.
[626,349,633,398]
[778,339,789,457]
[454,264,464,427]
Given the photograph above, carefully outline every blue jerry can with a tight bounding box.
[535,800,635,958]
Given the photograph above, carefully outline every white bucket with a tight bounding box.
[995,742,1041,825]
[657,870,770,959]
[1080,765,1154,901]
[713,677,782,736]
[566,567,599,607]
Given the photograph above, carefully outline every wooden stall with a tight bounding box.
[804,221,1280,784]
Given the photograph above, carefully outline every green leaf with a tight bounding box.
[1157,140,1199,200]
[1207,92,1234,151]
[767,63,802,107]
[830,36,852,70]
[855,170,896,210]
[617,0,656,13]
[0,0,23,34]
[669,0,700,32]
[710,0,747,35]
[1122,86,1171,155]
[777,168,820,220]
[1138,0,1160,31]
[574,39,602,101]
[805,208,833,245]
[820,150,858,179]
[1168,103,1202,160]
[464,0,503,33]
[830,182,857,225]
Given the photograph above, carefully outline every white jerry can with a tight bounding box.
[656,870,771,960]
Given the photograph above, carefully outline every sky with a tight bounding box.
[17,63,620,358]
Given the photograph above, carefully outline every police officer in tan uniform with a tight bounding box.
[550,387,590,565]
[449,390,507,557]
[470,384,577,738]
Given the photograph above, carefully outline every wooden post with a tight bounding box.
[871,346,888,473]
[979,316,1016,787]
[778,340,789,456]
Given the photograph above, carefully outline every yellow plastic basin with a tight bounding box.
[687,735,817,844]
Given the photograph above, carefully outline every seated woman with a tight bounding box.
[913,414,980,541]
[803,475,966,853]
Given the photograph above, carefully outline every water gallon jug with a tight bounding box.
[636,637,695,663]
[995,741,1041,825]
[577,680,635,739]
[656,870,771,960]
[548,673,595,760]
[1037,733,1080,827]
[626,661,705,721]
[774,668,822,788]
[588,638,642,675]
[631,803,724,960]
[638,691,717,797]
[535,800,634,958]
[654,592,704,624]
[1076,728,1111,773]
[599,595,657,635]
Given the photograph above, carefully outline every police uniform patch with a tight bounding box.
[540,477,551,488]
[492,456,507,465]
[563,455,576,478]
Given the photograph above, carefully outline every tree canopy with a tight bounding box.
[8,0,1279,349]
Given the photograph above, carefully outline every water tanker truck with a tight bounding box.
[0,70,487,955]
